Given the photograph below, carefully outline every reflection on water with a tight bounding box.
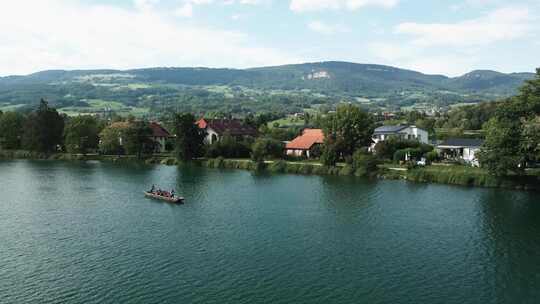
[477,190,540,302]
[0,160,539,304]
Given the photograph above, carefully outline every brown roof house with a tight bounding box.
[149,122,172,153]
[285,129,325,158]
[196,118,258,145]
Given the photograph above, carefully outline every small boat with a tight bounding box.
[144,192,184,204]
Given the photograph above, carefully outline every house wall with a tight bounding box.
[204,128,220,145]
[463,147,480,162]
[400,127,429,144]
[436,146,481,166]
[371,127,429,151]
[286,149,306,157]
[153,137,167,153]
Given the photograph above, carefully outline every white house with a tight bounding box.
[437,138,484,166]
[148,122,172,153]
[371,125,429,149]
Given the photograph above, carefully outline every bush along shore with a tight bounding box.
[202,158,540,191]
[197,158,540,191]
[381,165,540,191]
[2,151,539,191]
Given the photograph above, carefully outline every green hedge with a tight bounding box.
[406,167,540,190]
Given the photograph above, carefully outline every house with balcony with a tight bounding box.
[371,125,429,151]
[436,138,484,166]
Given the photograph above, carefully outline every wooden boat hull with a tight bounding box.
[144,192,184,204]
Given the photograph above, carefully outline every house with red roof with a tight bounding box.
[149,122,172,153]
[285,129,325,158]
[196,118,257,145]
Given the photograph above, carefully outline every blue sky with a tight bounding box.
[0,0,539,76]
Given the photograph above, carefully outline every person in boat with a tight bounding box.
[171,190,175,198]
[149,184,155,193]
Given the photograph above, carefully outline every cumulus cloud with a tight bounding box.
[290,0,399,13]
[175,3,193,17]
[308,21,350,35]
[396,7,534,47]
[0,0,295,76]
[134,0,160,11]
[368,6,538,76]
[173,0,262,18]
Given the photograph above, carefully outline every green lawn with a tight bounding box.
[267,115,306,128]
[0,103,25,111]
[58,99,149,117]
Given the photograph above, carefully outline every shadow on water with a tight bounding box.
[477,189,540,302]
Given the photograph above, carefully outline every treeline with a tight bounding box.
[172,104,383,176]
[0,99,157,157]
[478,69,540,176]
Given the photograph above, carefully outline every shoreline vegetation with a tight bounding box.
[1,71,539,193]
[2,151,539,191]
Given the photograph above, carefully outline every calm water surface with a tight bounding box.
[1,160,540,304]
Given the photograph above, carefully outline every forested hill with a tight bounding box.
[0,61,535,115]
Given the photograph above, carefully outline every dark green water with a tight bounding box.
[1,160,540,304]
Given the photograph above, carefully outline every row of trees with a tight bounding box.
[0,99,64,152]
[171,105,378,166]
[0,99,155,157]
[478,69,540,176]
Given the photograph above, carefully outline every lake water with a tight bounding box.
[1,160,540,304]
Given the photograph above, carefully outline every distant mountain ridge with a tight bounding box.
[1,61,534,94]
[0,61,535,114]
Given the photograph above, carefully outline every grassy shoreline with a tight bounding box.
[1,150,538,191]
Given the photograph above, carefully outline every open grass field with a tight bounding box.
[267,115,306,128]
[58,99,149,117]
[0,103,25,112]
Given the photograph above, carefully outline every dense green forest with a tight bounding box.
[0,62,534,117]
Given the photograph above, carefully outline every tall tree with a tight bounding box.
[479,68,540,175]
[521,116,540,164]
[322,104,375,159]
[64,116,100,154]
[479,117,525,176]
[251,137,283,162]
[22,99,65,152]
[99,122,129,155]
[0,112,25,149]
[174,113,205,161]
[123,121,153,159]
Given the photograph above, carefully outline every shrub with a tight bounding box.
[251,138,284,161]
[425,151,439,164]
[321,144,338,166]
[375,138,433,161]
[268,160,287,173]
[393,149,407,162]
[205,134,252,158]
[352,151,380,177]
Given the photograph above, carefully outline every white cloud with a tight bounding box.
[0,0,296,76]
[368,41,479,76]
[396,7,534,47]
[173,0,261,18]
[239,0,261,4]
[368,6,538,76]
[134,0,160,11]
[175,3,193,17]
[308,21,350,35]
[290,0,399,13]
[404,56,478,77]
